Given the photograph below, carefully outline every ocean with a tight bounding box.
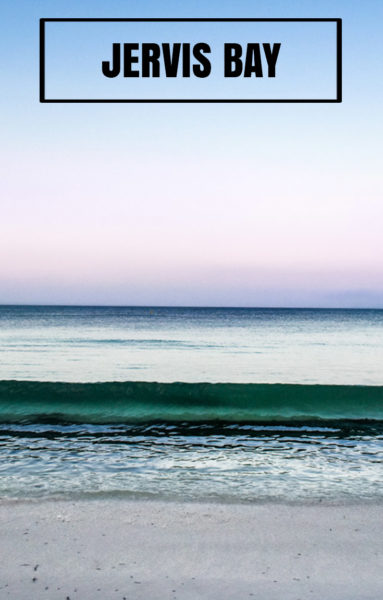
[0,305,382,502]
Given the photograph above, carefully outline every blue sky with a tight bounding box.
[1,0,382,307]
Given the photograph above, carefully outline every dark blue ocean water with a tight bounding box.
[0,306,382,502]
[1,306,383,384]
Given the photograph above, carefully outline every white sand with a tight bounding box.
[0,499,382,599]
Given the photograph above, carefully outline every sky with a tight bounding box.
[1,0,382,307]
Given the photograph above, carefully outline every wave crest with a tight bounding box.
[0,380,382,424]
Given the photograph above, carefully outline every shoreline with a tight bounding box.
[2,493,383,507]
[1,498,382,599]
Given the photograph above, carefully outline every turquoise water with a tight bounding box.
[0,306,382,502]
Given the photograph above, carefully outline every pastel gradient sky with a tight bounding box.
[1,0,382,307]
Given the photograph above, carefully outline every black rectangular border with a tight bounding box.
[39,18,342,103]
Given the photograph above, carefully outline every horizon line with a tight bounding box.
[0,304,382,311]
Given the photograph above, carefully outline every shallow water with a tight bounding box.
[1,421,382,502]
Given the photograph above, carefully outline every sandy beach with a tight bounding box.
[0,499,382,599]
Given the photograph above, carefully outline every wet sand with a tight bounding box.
[0,499,382,599]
